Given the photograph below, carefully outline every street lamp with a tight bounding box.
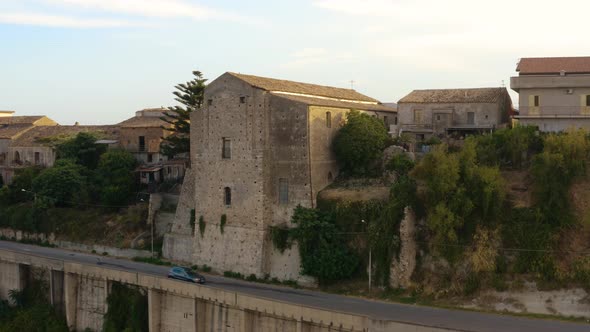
[362,219,372,291]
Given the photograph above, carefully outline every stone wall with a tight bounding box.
[389,207,417,288]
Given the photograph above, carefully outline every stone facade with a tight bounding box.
[395,88,512,140]
[164,72,396,280]
[511,56,590,132]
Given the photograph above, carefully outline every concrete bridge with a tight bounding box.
[0,241,588,332]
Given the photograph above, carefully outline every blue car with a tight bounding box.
[167,266,206,284]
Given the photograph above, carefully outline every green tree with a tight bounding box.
[56,132,107,169]
[96,150,137,206]
[0,167,42,204]
[31,159,86,207]
[332,110,389,176]
[160,71,207,158]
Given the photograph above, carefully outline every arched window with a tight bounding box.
[224,187,232,206]
[14,151,20,163]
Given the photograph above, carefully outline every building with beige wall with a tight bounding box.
[2,125,118,184]
[511,56,590,132]
[0,115,58,184]
[163,72,396,280]
[395,88,513,140]
[118,108,187,187]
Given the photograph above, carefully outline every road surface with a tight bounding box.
[0,240,588,332]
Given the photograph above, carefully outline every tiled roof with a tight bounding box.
[228,72,379,103]
[517,57,590,74]
[0,116,49,125]
[0,124,34,139]
[11,125,119,147]
[398,88,508,104]
[270,93,397,112]
[118,116,169,128]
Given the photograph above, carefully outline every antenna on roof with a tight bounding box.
[350,80,355,90]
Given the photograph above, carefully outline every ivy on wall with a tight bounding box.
[198,216,206,237]
[220,214,227,234]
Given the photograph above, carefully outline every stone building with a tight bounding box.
[3,125,118,184]
[511,56,590,132]
[163,72,396,280]
[0,115,58,184]
[118,108,186,187]
[395,88,513,140]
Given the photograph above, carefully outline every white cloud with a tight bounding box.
[44,0,252,23]
[0,12,134,28]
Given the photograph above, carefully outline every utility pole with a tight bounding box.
[362,219,371,291]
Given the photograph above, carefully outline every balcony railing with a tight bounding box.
[517,106,590,117]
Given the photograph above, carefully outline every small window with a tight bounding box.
[34,152,40,165]
[586,95,590,107]
[222,138,231,159]
[279,178,288,204]
[240,96,246,104]
[326,112,332,128]
[383,116,388,126]
[138,136,146,152]
[147,153,153,163]
[394,116,398,125]
[207,99,213,106]
[224,187,232,206]
[485,114,489,119]
[533,95,540,107]
[414,110,423,123]
[436,115,441,121]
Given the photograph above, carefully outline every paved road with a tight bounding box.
[1,240,588,332]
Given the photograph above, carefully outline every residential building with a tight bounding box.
[3,125,118,184]
[118,108,187,187]
[395,88,513,140]
[163,72,396,280]
[0,115,58,184]
[511,56,590,132]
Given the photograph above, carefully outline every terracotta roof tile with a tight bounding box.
[228,72,379,103]
[0,116,48,125]
[118,116,169,128]
[398,88,509,104]
[270,93,397,112]
[517,57,590,74]
[11,125,119,147]
[0,124,34,139]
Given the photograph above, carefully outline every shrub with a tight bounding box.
[198,216,205,237]
[270,226,291,253]
[386,154,415,177]
[220,214,227,234]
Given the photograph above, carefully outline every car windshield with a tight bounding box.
[185,269,197,278]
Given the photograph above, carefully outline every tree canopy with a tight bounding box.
[160,70,207,158]
[332,110,389,176]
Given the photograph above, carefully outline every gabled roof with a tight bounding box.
[0,116,56,125]
[398,88,509,104]
[118,116,168,128]
[270,93,397,112]
[0,124,34,139]
[517,57,590,75]
[228,72,379,103]
[11,125,119,147]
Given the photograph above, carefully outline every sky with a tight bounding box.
[1,0,590,125]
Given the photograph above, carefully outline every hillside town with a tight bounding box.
[3,56,590,332]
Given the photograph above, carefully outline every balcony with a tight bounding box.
[516,106,590,118]
[399,123,433,133]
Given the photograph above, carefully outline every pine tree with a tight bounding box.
[160,71,207,158]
